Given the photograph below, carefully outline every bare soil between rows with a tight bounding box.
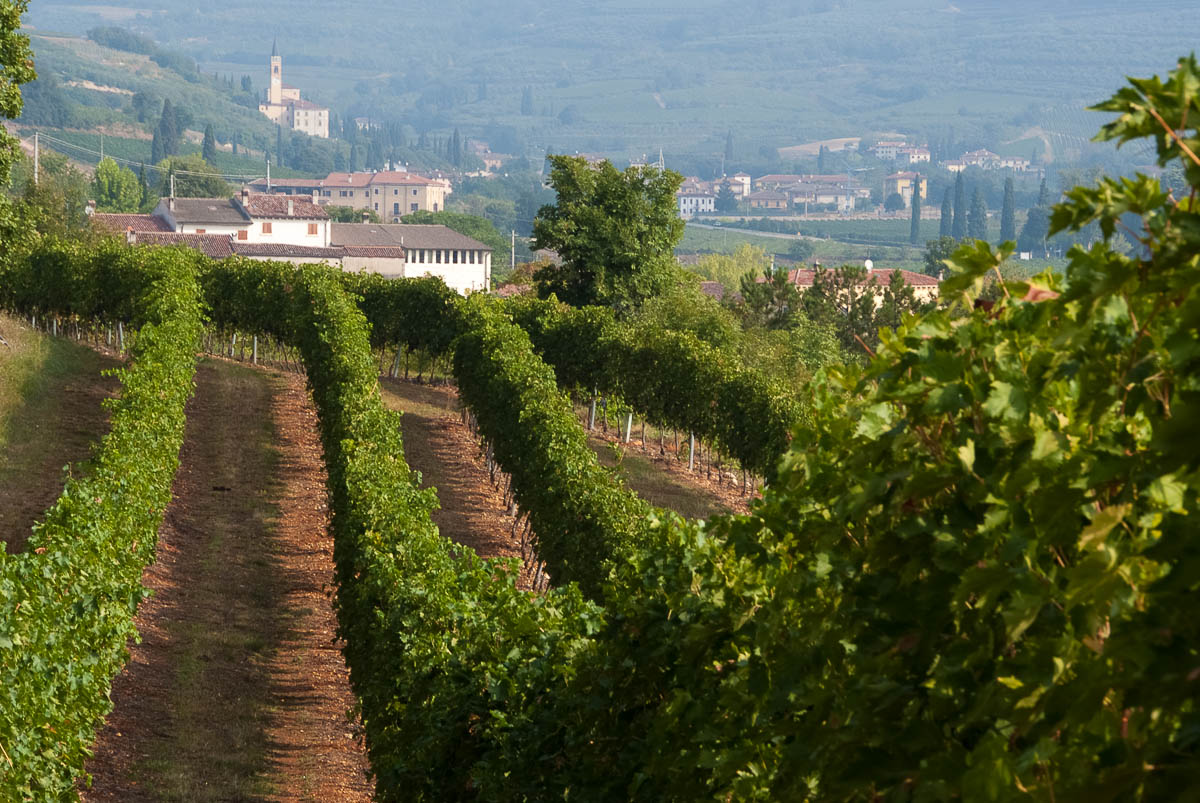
[82,359,371,802]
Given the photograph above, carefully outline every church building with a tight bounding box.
[258,40,330,139]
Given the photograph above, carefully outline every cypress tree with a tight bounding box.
[967,188,988,241]
[202,123,217,164]
[951,172,967,240]
[939,186,953,238]
[1000,177,1016,243]
[909,176,922,245]
[349,143,359,171]
[150,127,164,165]
[451,128,462,167]
[724,130,734,164]
[1037,177,1050,206]
[158,99,180,157]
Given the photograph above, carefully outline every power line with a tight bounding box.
[34,132,267,182]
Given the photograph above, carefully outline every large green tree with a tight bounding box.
[91,156,141,212]
[532,155,684,311]
[201,123,218,163]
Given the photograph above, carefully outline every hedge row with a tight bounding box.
[0,241,203,799]
[454,298,653,599]
[504,297,802,478]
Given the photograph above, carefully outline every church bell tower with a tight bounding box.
[269,38,282,106]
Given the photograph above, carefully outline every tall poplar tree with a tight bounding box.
[951,172,967,240]
[909,176,922,244]
[967,187,988,241]
[1000,177,1016,243]
[201,123,217,164]
[939,186,953,238]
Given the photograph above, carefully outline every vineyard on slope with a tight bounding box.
[0,59,1197,801]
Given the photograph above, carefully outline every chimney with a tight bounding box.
[168,197,175,213]
[86,199,96,216]
[241,187,251,206]
[125,226,135,246]
[287,198,294,217]
[361,211,369,224]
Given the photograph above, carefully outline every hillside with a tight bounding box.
[23,0,1198,167]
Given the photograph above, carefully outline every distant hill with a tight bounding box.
[22,1,1197,170]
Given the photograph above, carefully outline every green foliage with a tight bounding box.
[324,204,381,223]
[1000,176,1016,243]
[91,156,141,212]
[968,186,989,240]
[924,234,959,277]
[940,185,953,237]
[155,153,231,198]
[687,242,770,291]
[0,240,202,800]
[952,171,967,239]
[909,177,922,244]
[883,191,906,212]
[799,263,931,355]
[533,155,684,313]
[0,0,34,184]
[736,265,801,330]
[201,122,217,163]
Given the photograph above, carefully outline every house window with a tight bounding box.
[308,223,318,235]
[410,203,418,212]
[374,188,380,195]
[394,189,399,195]
[412,189,417,196]
[393,203,399,214]
[262,222,273,234]
[340,190,348,197]
[374,203,378,211]
[435,250,442,263]
[237,230,248,241]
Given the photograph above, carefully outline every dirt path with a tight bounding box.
[379,379,531,586]
[82,360,371,802]
[0,315,121,553]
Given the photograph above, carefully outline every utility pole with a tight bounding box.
[33,131,38,186]
[100,133,104,162]
[266,158,271,192]
[170,172,175,198]
[510,229,515,271]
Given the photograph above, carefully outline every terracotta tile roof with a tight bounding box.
[92,213,172,233]
[330,222,490,251]
[132,232,234,259]
[748,190,789,201]
[343,245,406,259]
[241,194,328,219]
[323,172,375,187]
[699,281,726,300]
[367,171,443,186]
[246,178,324,189]
[231,242,345,259]
[886,171,924,180]
[758,267,940,288]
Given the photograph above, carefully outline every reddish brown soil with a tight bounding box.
[82,360,371,802]
[379,378,534,587]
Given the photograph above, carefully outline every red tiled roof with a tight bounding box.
[886,172,923,180]
[232,242,345,259]
[494,283,533,298]
[132,232,234,259]
[247,178,324,189]
[343,245,406,259]
[92,213,172,233]
[757,267,940,288]
[699,281,726,300]
[366,172,441,186]
[241,195,328,219]
[323,172,375,187]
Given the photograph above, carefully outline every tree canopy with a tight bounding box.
[154,154,230,198]
[92,157,142,212]
[532,155,684,312]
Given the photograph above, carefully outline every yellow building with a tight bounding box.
[258,40,329,139]
[884,172,928,207]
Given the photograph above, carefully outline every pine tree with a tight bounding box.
[202,123,217,164]
[939,186,953,238]
[951,172,967,240]
[1037,177,1050,206]
[909,176,922,245]
[967,187,988,241]
[451,128,462,167]
[1000,177,1016,243]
